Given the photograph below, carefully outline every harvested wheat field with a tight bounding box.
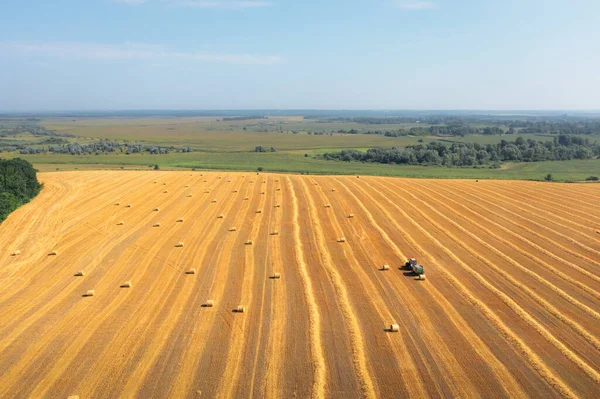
[1,171,600,398]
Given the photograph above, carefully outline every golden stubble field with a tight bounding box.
[1,171,600,398]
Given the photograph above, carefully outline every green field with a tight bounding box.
[1,117,599,181]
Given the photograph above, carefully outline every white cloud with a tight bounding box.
[396,1,437,10]
[0,42,283,65]
[114,0,148,5]
[115,0,272,8]
[172,1,272,8]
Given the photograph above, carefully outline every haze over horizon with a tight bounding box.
[2,0,599,112]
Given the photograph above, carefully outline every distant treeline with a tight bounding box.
[321,135,600,167]
[0,124,75,138]
[510,120,600,135]
[221,116,267,122]
[335,125,503,137]
[0,158,41,223]
[322,116,600,136]
[10,141,193,155]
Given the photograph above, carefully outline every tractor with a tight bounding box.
[405,258,426,280]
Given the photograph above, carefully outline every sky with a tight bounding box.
[1,0,599,111]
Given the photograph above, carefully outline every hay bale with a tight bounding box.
[68,395,80,399]
[153,181,157,183]
[175,242,184,248]
[187,194,193,197]
[186,268,196,275]
[203,180,208,182]
[117,221,125,226]
[163,183,167,185]
[337,238,346,243]
[256,210,262,214]
[229,227,237,232]
[126,204,132,208]
[11,250,21,256]
[418,274,427,280]
[121,281,132,288]
[274,204,281,208]
[245,240,253,245]
[115,202,120,206]
[276,188,281,191]
[163,190,168,193]
[233,190,238,193]
[218,176,222,179]
[177,217,184,222]
[49,250,58,256]
[227,180,231,182]
[381,264,390,271]
[390,324,400,332]
[236,305,246,313]
[185,185,189,187]
[205,190,210,193]
[75,270,85,277]
[325,204,331,208]
[217,215,224,219]
[204,300,215,307]
[348,214,354,218]
[261,191,265,195]
[211,199,217,203]
[153,222,161,227]
[244,196,249,200]
[271,272,281,279]
[270,231,279,236]
[85,289,95,297]
[331,188,336,192]
[250,180,255,183]
[153,207,160,211]
[263,180,267,183]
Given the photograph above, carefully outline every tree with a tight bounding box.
[0,158,41,223]
[257,167,264,172]
[545,173,553,182]
[153,164,160,170]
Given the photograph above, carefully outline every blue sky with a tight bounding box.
[1,0,599,111]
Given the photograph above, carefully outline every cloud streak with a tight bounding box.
[172,1,272,8]
[0,42,283,65]
[114,0,148,5]
[115,0,272,8]
[396,1,437,10]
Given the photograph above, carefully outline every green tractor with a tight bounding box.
[405,258,426,280]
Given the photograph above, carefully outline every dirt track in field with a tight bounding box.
[1,171,599,398]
